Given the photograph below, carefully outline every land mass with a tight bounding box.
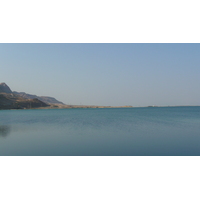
[0,93,48,109]
[0,83,133,110]
[0,82,61,109]
[43,104,133,109]
[13,91,64,105]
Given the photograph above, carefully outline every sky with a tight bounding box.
[0,43,200,106]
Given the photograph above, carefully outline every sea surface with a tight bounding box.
[0,107,200,156]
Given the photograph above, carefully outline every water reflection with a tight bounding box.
[0,125,10,138]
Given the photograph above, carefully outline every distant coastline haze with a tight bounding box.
[0,43,200,107]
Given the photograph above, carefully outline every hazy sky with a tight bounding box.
[0,43,200,106]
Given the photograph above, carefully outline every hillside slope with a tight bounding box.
[0,93,49,109]
[13,92,64,105]
[0,83,12,93]
[0,82,64,109]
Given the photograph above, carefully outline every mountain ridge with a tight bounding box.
[0,82,64,109]
[0,82,64,105]
[0,93,48,109]
[13,91,64,105]
[0,82,12,93]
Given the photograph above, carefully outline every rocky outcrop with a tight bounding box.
[0,83,12,93]
[0,82,64,109]
[0,93,49,109]
[0,82,59,109]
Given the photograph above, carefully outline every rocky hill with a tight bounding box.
[0,82,64,109]
[0,93,48,109]
[0,83,12,93]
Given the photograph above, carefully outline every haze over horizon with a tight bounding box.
[1,43,200,107]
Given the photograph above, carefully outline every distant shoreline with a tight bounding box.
[32,104,134,110]
[1,105,200,111]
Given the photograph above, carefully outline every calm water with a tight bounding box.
[0,107,200,156]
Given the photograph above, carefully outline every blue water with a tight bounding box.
[0,107,200,156]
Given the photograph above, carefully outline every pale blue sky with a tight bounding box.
[0,43,200,106]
